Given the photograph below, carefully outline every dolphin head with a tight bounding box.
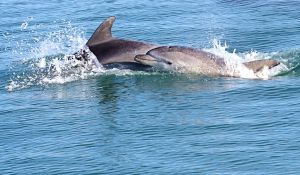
[243,59,280,73]
[134,53,173,70]
[134,46,187,71]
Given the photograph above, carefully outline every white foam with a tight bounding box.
[37,57,46,68]
[204,39,288,79]
[6,43,153,91]
[6,20,100,91]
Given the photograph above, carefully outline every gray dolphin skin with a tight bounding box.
[134,46,280,77]
[243,59,280,73]
[86,16,158,68]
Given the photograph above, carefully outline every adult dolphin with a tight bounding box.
[134,46,280,78]
[85,16,158,69]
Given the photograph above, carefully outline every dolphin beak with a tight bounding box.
[134,54,157,63]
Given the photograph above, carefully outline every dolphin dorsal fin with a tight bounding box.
[86,16,116,47]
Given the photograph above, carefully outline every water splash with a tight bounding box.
[6,45,155,92]
[3,19,158,91]
[20,17,33,31]
[204,39,289,79]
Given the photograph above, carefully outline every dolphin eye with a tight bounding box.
[166,61,172,65]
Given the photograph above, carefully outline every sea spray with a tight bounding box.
[204,39,287,79]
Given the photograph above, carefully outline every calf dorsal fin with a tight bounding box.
[86,16,115,47]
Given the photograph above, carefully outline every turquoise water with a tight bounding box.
[1,1,300,174]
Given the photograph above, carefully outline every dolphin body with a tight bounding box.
[85,16,158,70]
[134,46,280,78]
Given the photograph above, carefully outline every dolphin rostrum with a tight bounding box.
[85,16,158,69]
[134,46,280,78]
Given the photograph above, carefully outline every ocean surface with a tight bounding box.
[1,0,300,174]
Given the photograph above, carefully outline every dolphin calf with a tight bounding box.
[134,46,280,78]
[84,16,158,69]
